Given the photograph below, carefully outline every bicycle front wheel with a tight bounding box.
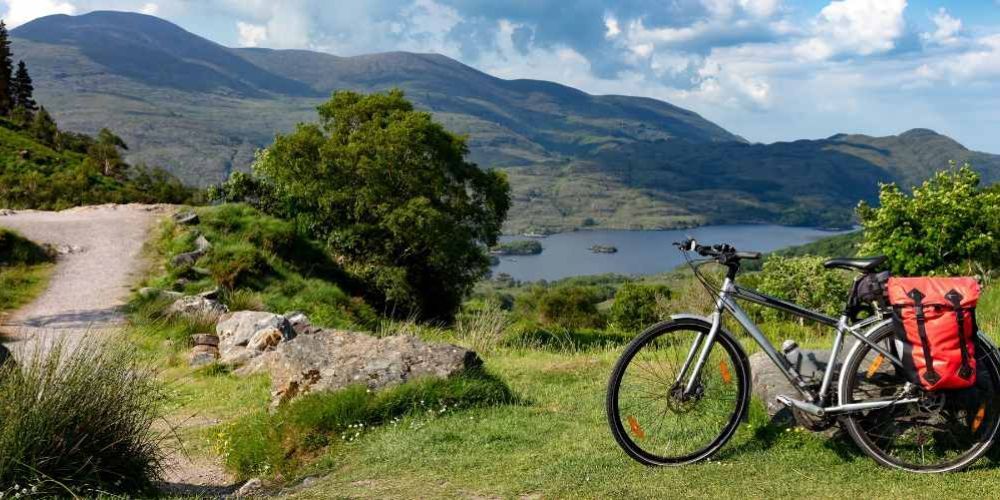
[606,318,750,466]
[841,324,1000,473]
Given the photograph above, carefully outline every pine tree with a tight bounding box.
[0,21,13,116]
[12,61,36,112]
[30,106,58,146]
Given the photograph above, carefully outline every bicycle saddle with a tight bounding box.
[822,255,887,272]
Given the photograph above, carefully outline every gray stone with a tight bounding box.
[240,329,481,406]
[171,250,204,268]
[750,349,833,425]
[194,234,212,252]
[189,346,219,367]
[197,287,221,300]
[173,211,199,225]
[167,295,229,318]
[0,208,14,216]
[138,287,183,300]
[216,311,295,364]
[284,311,320,335]
[235,478,262,497]
[190,333,220,347]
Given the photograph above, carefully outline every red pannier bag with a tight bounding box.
[887,277,980,391]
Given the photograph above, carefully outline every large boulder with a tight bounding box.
[750,349,832,426]
[240,329,481,406]
[216,311,296,365]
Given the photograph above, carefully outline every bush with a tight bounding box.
[757,255,850,319]
[858,164,1000,275]
[204,242,272,289]
[517,286,605,329]
[0,337,166,495]
[220,369,516,479]
[609,282,671,332]
[212,90,511,321]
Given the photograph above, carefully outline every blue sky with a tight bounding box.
[4,0,1000,153]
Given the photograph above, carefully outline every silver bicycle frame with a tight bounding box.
[681,277,919,415]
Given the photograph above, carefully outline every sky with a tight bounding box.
[3,0,1000,152]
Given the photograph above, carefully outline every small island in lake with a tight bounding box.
[590,245,618,254]
[491,239,543,256]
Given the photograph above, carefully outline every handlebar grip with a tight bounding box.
[736,252,762,260]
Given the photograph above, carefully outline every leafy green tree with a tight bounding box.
[516,285,604,329]
[858,164,1000,275]
[758,255,851,320]
[609,282,671,332]
[224,90,510,320]
[30,107,57,146]
[11,61,36,112]
[88,128,129,177]
[0,21,12,116]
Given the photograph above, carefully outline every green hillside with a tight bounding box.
[10,11,1000,233]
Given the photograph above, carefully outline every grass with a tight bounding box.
[220,369,519,481]
[0,229,55,313]
[144,203,376,329]
[0,335,167,496]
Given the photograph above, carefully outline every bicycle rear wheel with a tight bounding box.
[841,324,1000,472]
[606,318,750,466]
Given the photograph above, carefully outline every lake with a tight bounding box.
[492,225,853,282]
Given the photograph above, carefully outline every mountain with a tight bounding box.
[9,11,1000,232]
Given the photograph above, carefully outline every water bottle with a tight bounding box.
[782,339,821,382]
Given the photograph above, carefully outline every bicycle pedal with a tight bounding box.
[775,395,825,417]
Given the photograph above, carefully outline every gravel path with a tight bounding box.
[0,204,168,342]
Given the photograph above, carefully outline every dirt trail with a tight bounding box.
[0,203,241,493]
[0,204,168,341]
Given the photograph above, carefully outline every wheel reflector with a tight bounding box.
[866,353,884,379]
[627,415,645,439]
[719,360,732,384]
[972,404,987,433]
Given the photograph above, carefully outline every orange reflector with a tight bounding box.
[972,404,987,433]
[866,353,885,379]
[627,415,645,440]
[719,360,732,384]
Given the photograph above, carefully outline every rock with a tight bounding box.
[173,210,199,225]
[197,287,221,300]
[0,208,14,216]
[171,250,204,268]
[53,244,85,255]
[244,330,481,406]
[284,311,320,335]
[194,234,212,251]
[167,295,229,318]
[216,311,295,364]
[138,287,183,300]
[190,333,220,346]
[749,349,832,426]
[235,478,262,497]
[189,345,219,367]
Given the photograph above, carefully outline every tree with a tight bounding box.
[758,255,851,320]
[88,128,129,177]
[858,164,1000,276]
[609,282,671,332]
[30,106,58,146]
[11,61,36,112]
[224,90,511,320]
[0,21,12,115]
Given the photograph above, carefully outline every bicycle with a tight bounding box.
[606,239,1000,473]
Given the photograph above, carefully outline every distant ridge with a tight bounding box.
[10,11,1000,232]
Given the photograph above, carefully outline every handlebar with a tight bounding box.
[673,238,761,261]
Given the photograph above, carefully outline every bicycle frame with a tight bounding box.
[678,276,921,416]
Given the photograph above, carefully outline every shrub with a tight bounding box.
[517,286,604,329]
[858,164,1000,275]
[609,282,672,332]
[0,336,166,495]
[221,369,516,479]
[757,255,851,319]
[204,242,272,289]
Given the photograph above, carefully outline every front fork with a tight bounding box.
[674,279,731,396]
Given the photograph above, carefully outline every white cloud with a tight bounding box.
[236,21,266,47]
[797,0,907,60]
[604,16,620,39]
[139,2,157,15]
[921,7,962,47]
[2,0,77,27]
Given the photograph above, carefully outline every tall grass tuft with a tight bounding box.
[456,301,510,354]
[0,335,167,496]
